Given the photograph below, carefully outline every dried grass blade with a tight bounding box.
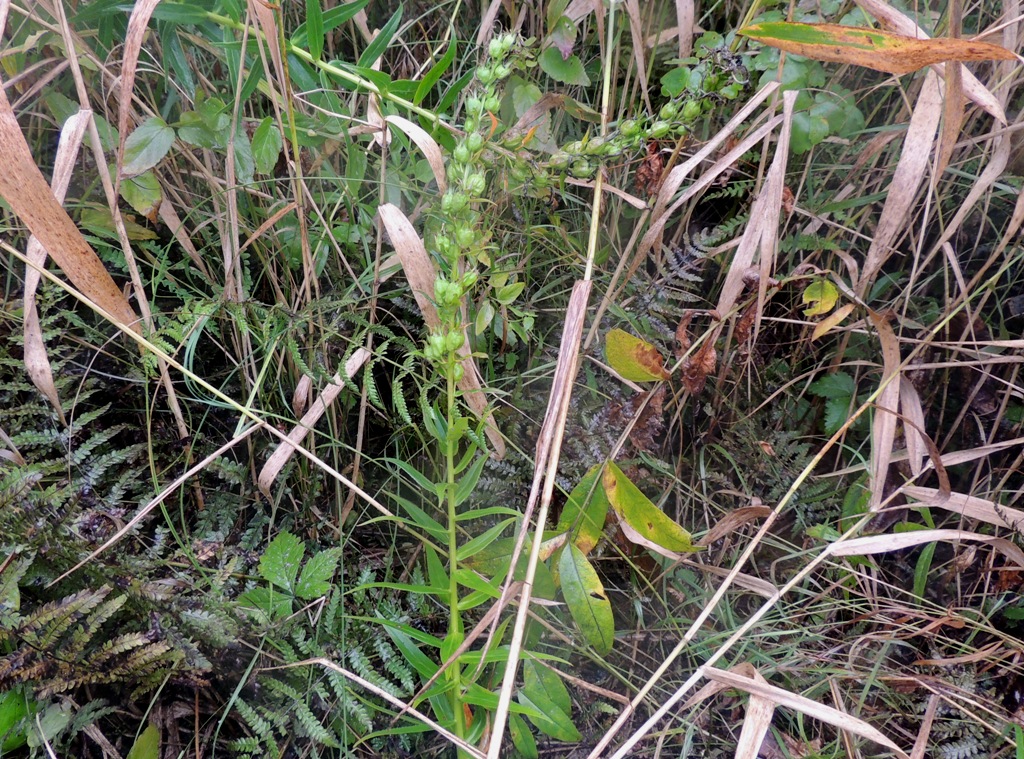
[704,666,909,757]
[716,91,796,327]
[855,0,1006,122]
[859,69,942,294]
[257,348,371,498]
[377,203,505,457]
[904,485,1024,530]
[385,115,447,194]
[828,528,1024,568]
[867,310,900,511]
[23,110,90,426]
[899,377,927,475]
[623,0,652,112]
[674,0,695,58]
[116,0,162,178]
[731,666,776,759]
[0,85,138,330]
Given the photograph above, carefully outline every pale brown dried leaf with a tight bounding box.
[868,310,901,511]
[0,86,138,330]
[859,69,942,293]
[258,348,371,498]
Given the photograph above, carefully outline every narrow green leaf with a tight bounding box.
[306,0,324,61]
[558,544,614,655]
[414,39,457,105]
[454,453,488,506]
[292,0,372,47]
[149,3,208,23]
[125,725,159,759]
[509,713,539,759]
[294,547,341,599]
[523,659,572,715]
[517,690,581,742]
[122,117,175,177]
[358,6,402,68]
[251,117,282,175]
[259,531,304,593]
[456,519,514,562]
[233,125,255,185]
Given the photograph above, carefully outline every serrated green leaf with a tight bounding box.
[295,548,341,599]
[539,47,590,86]
[251,117,282,175]
[119,170,162,217]
[125,724,159,759]
[603,462,700,557]
[259,531,304,593]
[122,117,175,177]
[809,371,855,399]
[558,544,614,655]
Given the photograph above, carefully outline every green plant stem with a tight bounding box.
[444,356,468,752]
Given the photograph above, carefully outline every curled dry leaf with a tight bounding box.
[738,22,1018,76]
[680,340,716,395]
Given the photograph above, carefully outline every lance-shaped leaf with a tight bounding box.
[558,543,614,655]
[738,22,1018,76]
[556,465,610,554]
[603,462,701,558]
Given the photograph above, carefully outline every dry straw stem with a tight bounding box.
[827,528,1024,567]
[377,203,506,458]
[257,348,372,497]
[702,665,907,758]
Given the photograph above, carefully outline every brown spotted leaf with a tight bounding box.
[606,329,670,382]
[738,22,1018,76]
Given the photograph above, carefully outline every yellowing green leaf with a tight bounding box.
[126,725,160,759]
[558,543,614,654]
[603,462,701,558]
[605,329,670,382]
[802,277,839,317]
[738,22,1018,76]
[556,465,609,554]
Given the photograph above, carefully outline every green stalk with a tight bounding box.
[445,355,468,752]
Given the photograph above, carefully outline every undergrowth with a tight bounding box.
[2,0,1024,757]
